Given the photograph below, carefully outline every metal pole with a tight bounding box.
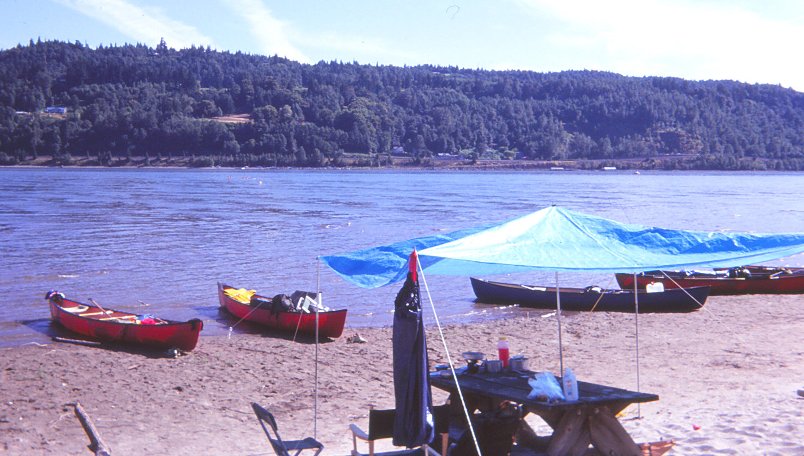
[314,258,320,438]
[633,272,641,418]
[556,271,564,376]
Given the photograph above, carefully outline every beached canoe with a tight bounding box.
[615,266,804,295]
[217,283,347,339]
[46,291,203,351]
[470,277,710,313]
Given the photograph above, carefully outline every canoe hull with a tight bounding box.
[217,284,347,339]
[471,277,709,313]
[615,266,804,295]
[48,294,203,351]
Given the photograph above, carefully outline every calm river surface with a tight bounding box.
[1,168,802,347]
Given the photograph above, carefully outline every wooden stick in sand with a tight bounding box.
[52,336,103,347]
[74,401,112,456]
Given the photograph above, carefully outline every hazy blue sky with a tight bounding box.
[3,0,803,91]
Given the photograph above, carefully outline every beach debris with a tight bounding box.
[74,401,112,456]
[52,336,103,347]
[49,411,72,427]
[22,341,48,347]
[347,333,367,344]
[692,424,701,431]
[164,348,181,358]
[797,388,804,398]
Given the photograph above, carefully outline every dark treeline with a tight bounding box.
[1,39,803,170]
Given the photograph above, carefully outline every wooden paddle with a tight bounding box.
[88,298,108,314]
[86,298,125,319]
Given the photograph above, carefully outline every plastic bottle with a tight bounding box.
[497,338,510,369]
[563,368,578,401]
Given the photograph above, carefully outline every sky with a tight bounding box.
[3,0,803,92]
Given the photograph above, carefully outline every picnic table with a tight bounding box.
[430,367,661,456]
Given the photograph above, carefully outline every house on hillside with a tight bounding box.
[45,106,67,114]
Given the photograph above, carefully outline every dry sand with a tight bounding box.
[1,293,802,455]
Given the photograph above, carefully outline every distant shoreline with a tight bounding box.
[2,155,799,172]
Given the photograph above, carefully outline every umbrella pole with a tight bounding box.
[633,272,641,418]
[556,272,564,377]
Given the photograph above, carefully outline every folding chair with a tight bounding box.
[349,406,449,456]
[251,402,324,456]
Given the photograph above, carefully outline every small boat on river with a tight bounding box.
[46,291,203,351]
[217,283,347,339]
[615,266,804,295]
[470,277,709,313]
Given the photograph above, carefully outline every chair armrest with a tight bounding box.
[349,423,369,441]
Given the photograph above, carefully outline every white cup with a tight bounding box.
[510,357,529,371]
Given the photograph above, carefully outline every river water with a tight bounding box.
[1,168,802,347]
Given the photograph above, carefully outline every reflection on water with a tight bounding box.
[1,168,802,347]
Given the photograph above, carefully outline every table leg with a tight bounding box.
[545,406,593,456]
[588,405,642,456]
[540,404,642,456]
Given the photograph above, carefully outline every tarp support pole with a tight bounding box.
[556,271,564,377]
[419,263,483,456]
[314,258,321,439]
[633,272,641,418]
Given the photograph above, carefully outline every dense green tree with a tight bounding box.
[0,40,802,169]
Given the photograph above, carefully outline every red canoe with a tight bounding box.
[217,283,347,339]
[46,291,203,351]
[615,266,804,295]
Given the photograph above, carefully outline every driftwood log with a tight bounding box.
[74,401,112,456]
[53,336,103,347]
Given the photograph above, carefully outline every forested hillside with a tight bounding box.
[1,39,803,170]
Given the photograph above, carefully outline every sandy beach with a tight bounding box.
[2,293,802,455]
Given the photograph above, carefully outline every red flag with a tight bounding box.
[409,250,418,283]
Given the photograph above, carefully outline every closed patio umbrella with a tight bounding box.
[392,250,434,448]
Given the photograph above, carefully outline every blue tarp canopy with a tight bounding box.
[321,206,804,289]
